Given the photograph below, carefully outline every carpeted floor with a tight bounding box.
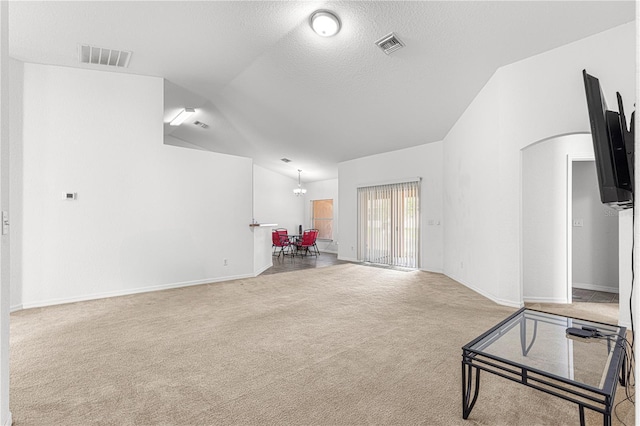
[9,264,634,425]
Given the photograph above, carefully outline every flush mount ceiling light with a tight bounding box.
[310,10,341,37]
[293,169,307,196]
[169,108,196,126]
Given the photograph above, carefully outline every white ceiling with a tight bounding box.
[8,1,635,182]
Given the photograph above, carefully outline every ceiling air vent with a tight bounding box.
[280,158,292,163]
[78,44,132,68]
[194,121,209,129]
[375,32,405,55]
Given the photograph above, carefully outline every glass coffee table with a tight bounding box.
[462,308,627,426]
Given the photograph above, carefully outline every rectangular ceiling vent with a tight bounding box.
[78,44,132,68]
[280,158,292,163]
[375,33,405,55]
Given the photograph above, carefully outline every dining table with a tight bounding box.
[284,234,301,255]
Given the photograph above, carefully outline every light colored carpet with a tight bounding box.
[9,264,634,425]
[524,301,622,326]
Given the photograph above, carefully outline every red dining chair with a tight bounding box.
[310,229,320,255]
[272,229,291,257]
[276,228,289,244]
[295,229,320,257]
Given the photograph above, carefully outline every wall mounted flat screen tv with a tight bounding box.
[582,70,634,210]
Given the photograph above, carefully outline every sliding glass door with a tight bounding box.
[357,180,420,268]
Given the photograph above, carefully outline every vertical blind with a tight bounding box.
[357,180,420,268]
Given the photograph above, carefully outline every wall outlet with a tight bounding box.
[223,259,228,266]
[572,219,584,227]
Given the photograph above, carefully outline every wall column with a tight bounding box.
[0,0,12,424]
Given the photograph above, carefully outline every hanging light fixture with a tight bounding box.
[293,169,307,196]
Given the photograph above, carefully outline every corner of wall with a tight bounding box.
[0,2,11,423]
[445,272,523,309]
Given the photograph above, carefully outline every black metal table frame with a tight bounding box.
[462,307,627,426]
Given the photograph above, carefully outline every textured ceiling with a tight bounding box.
[9,1,635,182]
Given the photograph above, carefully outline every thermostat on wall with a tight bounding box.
[63,192,77,200]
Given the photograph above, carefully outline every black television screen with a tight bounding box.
[582,70,634,210]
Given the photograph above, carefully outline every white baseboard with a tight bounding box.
[618,319,632,329]
[18,273,255,311]
[10,304,22,313]
[253,263,272,276]
[446,272,523,308]
[573,282,619,294]
[420,267,443,274]
[3,412,11,426]
[332,257,438,273]
[523,296,569,304]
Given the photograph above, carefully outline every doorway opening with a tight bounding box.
[570,159,619,304]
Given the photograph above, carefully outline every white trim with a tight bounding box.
[318,249,338,254]
[446,272,524,308]
[567,154,573,304]
[338,256,359,263]
[18,274,255,311]
[618,320,632,329]
[253,264,272,277]
[566,153,596,305]
[523,296,569,304]
[356,176,421,189]
[3,412,10,426]
[420,267,443,274]
[519,148,525,311]
[9,304,22,313]
[572,282,619,294]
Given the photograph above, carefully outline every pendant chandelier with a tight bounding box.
[293,169,307,196]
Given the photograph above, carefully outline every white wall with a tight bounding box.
[522,134,592,303]
[252,165,304,234]
[443,22,635,309]
[635,11,639,413]
[14,63,255,309]
[572,161,619,293]
[443,75,502,301]
[303,179,338,253]
[338,142,443,272]
[9,59,22,310]
[0,2,10,424]
[165,134,210,152]
[619,210,633,327]
[252,225,273,276]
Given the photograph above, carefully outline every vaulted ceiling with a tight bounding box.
[8,1,635,182]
